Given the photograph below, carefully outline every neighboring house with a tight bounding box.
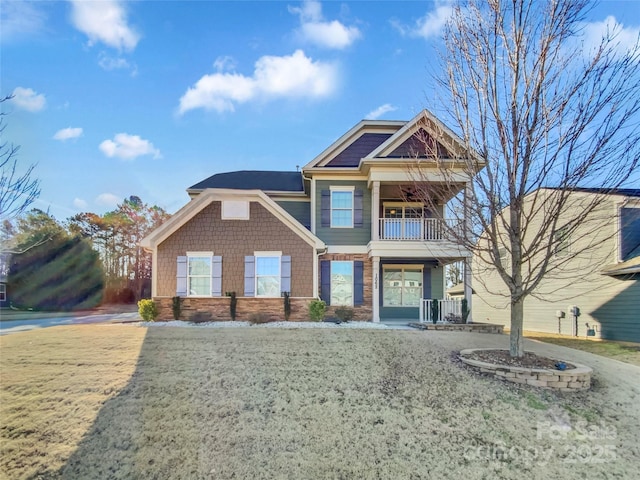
[0,253,9,308]
[473,188,640,342]
[141,110,480,322]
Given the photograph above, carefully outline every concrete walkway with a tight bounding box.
[0,311,141,335]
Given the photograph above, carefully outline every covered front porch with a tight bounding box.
[372,257,472,324]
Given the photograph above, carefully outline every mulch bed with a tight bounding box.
[463,349,575,370]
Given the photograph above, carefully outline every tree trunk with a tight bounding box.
[510,296,525,357]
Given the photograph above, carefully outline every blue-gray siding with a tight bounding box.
[276,201,311,230]
[314,180,371,245]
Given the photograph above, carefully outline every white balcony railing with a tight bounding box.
[419,299,464,323]
[379,218,462,241]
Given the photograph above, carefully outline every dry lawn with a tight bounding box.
[1,325,639,479]
[523,331,640,366]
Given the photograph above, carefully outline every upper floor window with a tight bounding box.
[383,203,424,219]
[331,187,354,228]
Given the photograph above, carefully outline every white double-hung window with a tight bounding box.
[187,253,213,296]
[255,252,281,297]
[330,186,354,228]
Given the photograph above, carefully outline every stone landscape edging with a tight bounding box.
[459,348,592,391]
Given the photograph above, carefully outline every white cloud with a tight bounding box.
[392,1,453,39]
[69,0,139,51]
[95,193,120,208]
[580,16,640,58]
[99,133,161,160]
[366,104,397,120]
[10,86,46,112]
[213,55,237,72]
[178,49,338,114]
[0,0,46,42]
[73,197,89,210]
[289,1,361,49]
[98,52,138,75]
[53,127,83,141]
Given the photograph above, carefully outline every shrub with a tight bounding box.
[444,313,463,324]
[249,313,274,324]
[462,298,470,322]
[431,300,439,324]
[138,299,158,321]
[190,311,213,323]
[283,291,291,321]
[335,306,354,322]
[226,291,237,320]
[309,299,326,322]
[172,296,182,320]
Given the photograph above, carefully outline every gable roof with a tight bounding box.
[543,187,640,197]
[303,120,405,170]
[325,133,393,167]
[365,109,480,162]
[303,109,482,172]
[188,171,303,194]
[141,188,325,251]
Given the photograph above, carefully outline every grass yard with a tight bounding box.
[1,325,639,479]
[524,331,640,367]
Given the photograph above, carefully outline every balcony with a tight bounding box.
[378,218,462,241]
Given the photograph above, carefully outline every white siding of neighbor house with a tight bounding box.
[472,191,640,342]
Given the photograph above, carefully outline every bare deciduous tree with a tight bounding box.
[0,95,41,224]
[411,0,640,356]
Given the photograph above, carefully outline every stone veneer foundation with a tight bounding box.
[155,297,317,322]
[459,348,592,391]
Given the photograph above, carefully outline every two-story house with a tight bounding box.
[141,110,480,322]
[473,188,640,342]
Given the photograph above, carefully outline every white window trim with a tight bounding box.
[254,251,282,298]
[330,186,355,229]
[382,265,423,307]
[186,252,213,297]
[330,260,354,307]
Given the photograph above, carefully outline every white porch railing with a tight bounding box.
[379,218,462,241]
[419,299,464,323]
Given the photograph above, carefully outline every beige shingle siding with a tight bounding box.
[156,201,315,298]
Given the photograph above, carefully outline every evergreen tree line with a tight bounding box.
[1,196,169,311]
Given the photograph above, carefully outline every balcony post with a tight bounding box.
[372,181,380,241]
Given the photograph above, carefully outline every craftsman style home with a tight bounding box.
[141,110,480,322]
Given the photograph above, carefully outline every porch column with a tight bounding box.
[463,182,473,323]
[372,181,380,241]
[372,256,380,322]
[464,257,473,323]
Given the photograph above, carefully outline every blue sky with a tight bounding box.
[2,0,639,220]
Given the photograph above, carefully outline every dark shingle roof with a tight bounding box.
[325,133,393,167]
[189,171,303,192]
[545,187,640,197]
